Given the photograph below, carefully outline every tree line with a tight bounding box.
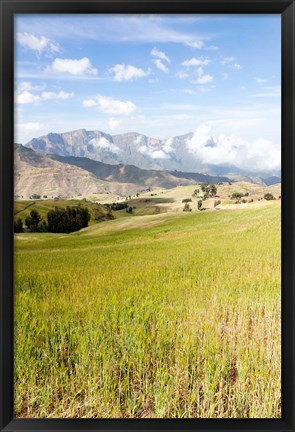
[14,206,90,234]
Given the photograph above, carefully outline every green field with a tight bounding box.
[14,201,281,418]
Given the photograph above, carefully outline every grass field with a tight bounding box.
[14,200,281,418]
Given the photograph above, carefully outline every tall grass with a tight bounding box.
[14,202,281,418]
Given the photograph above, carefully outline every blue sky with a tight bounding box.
[14,14,281,171]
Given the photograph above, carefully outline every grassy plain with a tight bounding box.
[14,198,281,418]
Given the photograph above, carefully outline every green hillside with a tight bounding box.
[14,202,281,418]
[14,199,115,226]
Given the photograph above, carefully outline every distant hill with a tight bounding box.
[14,144,231,198]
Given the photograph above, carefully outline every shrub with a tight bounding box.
[183,203,192,212]
[182,198,192,203]
[197,200,203,210]
[264,193,274,201]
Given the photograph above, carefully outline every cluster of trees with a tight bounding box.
[230,191,249,200]
[193,184,217,199]
[106,202,128,211]
[14,206,90,234]
[201,183,217,198]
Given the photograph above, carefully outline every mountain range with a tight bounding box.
[25,128,281,180]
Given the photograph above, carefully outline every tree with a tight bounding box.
[197,200,203,210]
[25,210,42,232]
[14,218,23,233]
[182,198,192,203]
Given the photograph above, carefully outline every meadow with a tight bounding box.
[14,200,281,418]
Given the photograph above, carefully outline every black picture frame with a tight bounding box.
[0,0,294,431]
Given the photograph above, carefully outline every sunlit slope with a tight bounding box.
[14,202,281,418]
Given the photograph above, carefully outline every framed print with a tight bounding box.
[0,0,295,431]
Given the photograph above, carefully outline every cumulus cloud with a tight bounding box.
[82,94,136,116]
[221,57,242,70]
[41,90,73,100]
[15,91,40,104]
[185,40,205,49]
[89,137,120,153]
[153,59,169,73]
[194,67,213,84]
[109,64,151,81]
[18,81,45,92]
[138,145,169,159]
[186,124,280,172]
[182,57,210,67]
[47,57,97,75]
[151,47,170,63]
[16,32,61,55]
[151,47,170,73]
[15,87,74,104]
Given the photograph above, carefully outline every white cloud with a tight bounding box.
[109,64,151,81]
[83,99,97,107]
[41,90,73,100]
[16,32,60,54]
[221,56,235,65]
[89,137,120,153]
[151,47,170,63]
[221,56,242,70]
[108,117,122,129]
[176,71,189,79]
[185,40,204,49]
[182,57,210,67]
[194,67,213,84]
[150,149,169,159]
[138,145,169,159]
[15,91,40,104]
[18,81,45,92]
[82,94,136,116]
[186,124,280,172]
[255,77,267,85]
[153,59,169,73]
[162,137,174,153]
[232,63,242,70]
[47,57,97,76]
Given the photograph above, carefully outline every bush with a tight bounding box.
[182,198,192,203]
[29,194,41,200]
[183,203,192,212]
[264,193,274,201]
[197,200,203,210]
